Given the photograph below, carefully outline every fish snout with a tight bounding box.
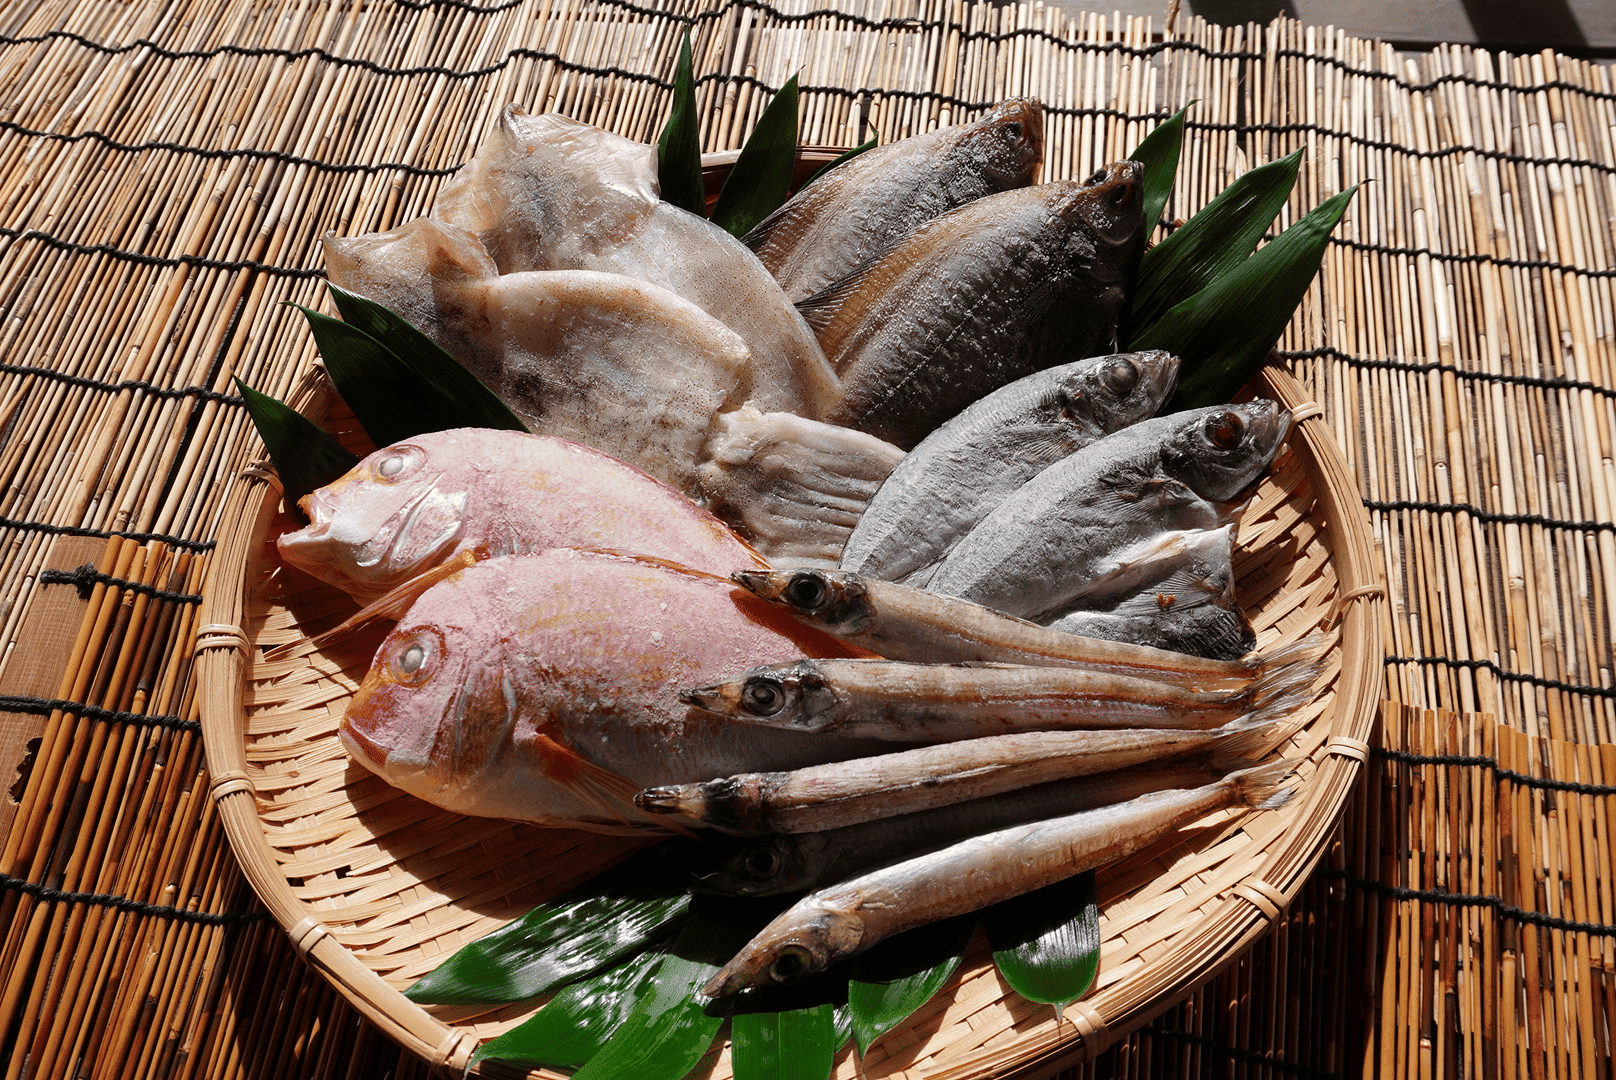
[982,97,1046,186]
[1074,160,1146,247]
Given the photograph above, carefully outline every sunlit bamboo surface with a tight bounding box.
[0,1,1610,1078]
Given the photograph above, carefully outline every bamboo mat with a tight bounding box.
[0,2,1611,1077]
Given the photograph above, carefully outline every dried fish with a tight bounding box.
[840,350,1179,584]
[633,711,1288,835]
[809,163,1146,449]
[745,98,1045,301]
[277,428,764,605]
[702,759,1300,995]
[929,401,1292,622]
[695,762,1222,897]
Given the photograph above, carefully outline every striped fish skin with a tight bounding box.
[701,759,1300,995]
[813,162,1146,449]
[928,401,1292,623]
[744,98,1046,302]
[840,350,1179,583]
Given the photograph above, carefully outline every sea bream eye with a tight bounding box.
[370,444,425,483]
[740,677,788,716]
[1101,358,1139,395]
[388,630,441,685]
[1205,411,1245,450]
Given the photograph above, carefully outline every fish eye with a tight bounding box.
[1205,411,1246,450]
[740,677,787,717]
[768,944,816,983]
[1109,182,1132,207]
[742,846,783,879]
[1001,121,1022,141]
[784,572,829,612]
[388,631,439,686]
[1101,358,1139,395]
[1084,167,1108,186]
[370,444,425,484]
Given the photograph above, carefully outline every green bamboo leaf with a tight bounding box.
[801,137,877,190]
[234,379,359,506]
[1128,102,1192,237]
[320,287,527,435]
[566,898,768,1080]
[472,950,660,1069]
[710,75,801,237]
[983,872,1099,1006]
[731,1003,837,1080]
[1140,185,1359,410]
[657,26,706,216]
[846,915,977,1055]
[405,841,699,1005]
[1125,148,1303,342]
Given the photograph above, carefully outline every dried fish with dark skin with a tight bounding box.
[679,655,1315,743]
[695,761,1223,898]
[1047,525,1256,660]
[808,163,1147,449]
[732,569,1330,694]
[744,98,1046,301]
[633,712,1287,835]
[929,400,1292,622]
[701,759,1300,996]
[840,350,1179,584]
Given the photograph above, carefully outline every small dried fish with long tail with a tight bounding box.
[929,401,1292,621]
[702,759,1301,995]
[841,350,1179,585]
[695,761,1223,897]
[680,655,1315,742]
[732,568,1330,694]
[809,163,1146,449]
[633,711,1288,835]
[744,98,1045,301]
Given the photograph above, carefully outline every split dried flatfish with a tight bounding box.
[696,406,906,568]
[434,105,840,417]
[701,758,1300,995]
[744,98,1045,301]
[633,711,1286,835]
[277,428,765,605]
[840,350,1180,584]
[929,400,1292,622]
[809,162,1146,449]
[340,549,887,834]
[732,569,1329,694]
[680,656,1311,742]
[1048,524,1255,660]
[695,761,1223,898]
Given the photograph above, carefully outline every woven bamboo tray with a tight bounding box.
[196,145,1385,1075]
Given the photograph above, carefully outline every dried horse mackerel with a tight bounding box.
[809,162,1146,449]
[744,98,1046,301]
[839,350,1180,584]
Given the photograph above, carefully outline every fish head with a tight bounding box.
[731,569,875,635]
[956,97,1045,188]
[1064,161,1146,264]
[679,659,838,731]
[278,436,470,603]
[1045,350,1181,434]
[693,835,821,897]
[1161,400,1293,504]
[340,587,515,805]
[702,895,866,996]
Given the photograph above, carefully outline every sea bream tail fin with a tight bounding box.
[1224,758,1303,811]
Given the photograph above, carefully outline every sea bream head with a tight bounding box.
[279,438,468,604]
[1160,399,1293,504]
[951,97,1046,189]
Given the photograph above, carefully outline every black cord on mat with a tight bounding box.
[0,872,265,925]
[38,565,202,604]
[0,517,215,553]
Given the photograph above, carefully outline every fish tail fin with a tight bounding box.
[1248,634,1333,703]
[1206,703,1306,766]
[1225,757,1303,811]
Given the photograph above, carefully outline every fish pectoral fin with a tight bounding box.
[300,549,483,652]
[794,258,883,336]
[528,733,698,836]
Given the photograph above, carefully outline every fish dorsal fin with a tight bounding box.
[795,259,884,335]
[739,201,796,253]
[282,549,486,659]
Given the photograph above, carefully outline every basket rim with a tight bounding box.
[197,359,1383,1079]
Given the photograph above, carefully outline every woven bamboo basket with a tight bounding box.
[197,152,1385,1079]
